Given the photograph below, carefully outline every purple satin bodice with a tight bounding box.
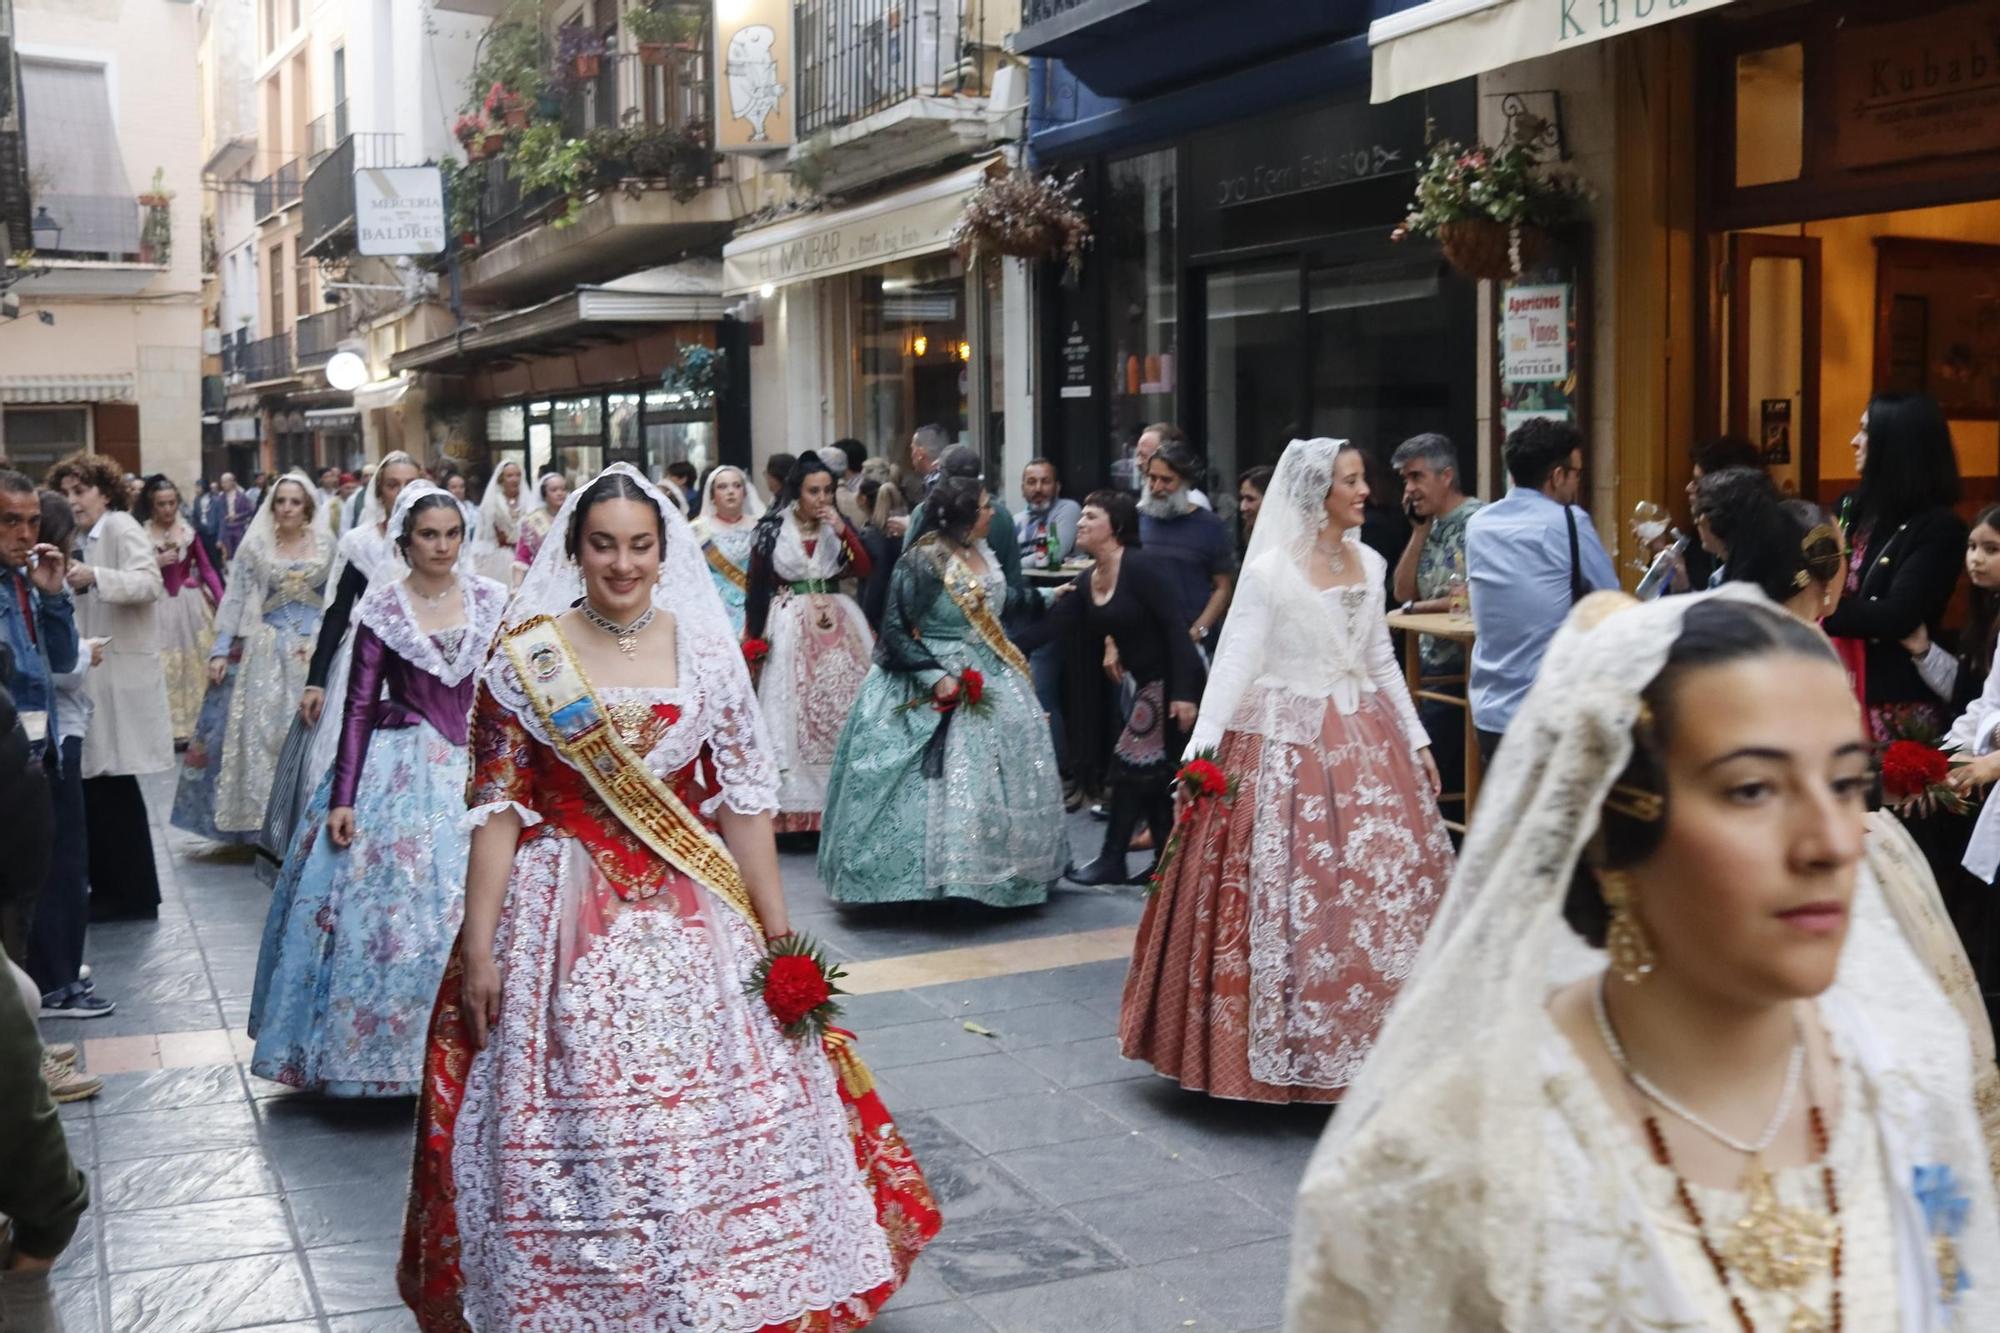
[329,623,477,809]
[162,539,224,602]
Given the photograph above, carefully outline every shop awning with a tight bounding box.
[352,375,412,412]
[0,373,135,404]
[1369,0,1737,103]
[392,284,728,374]
[722,158,999,297]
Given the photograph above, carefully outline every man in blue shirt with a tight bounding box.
[1138,439,1235,651]
[1465,419,1618,759]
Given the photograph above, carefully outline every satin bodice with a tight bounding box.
[330,624,476,808]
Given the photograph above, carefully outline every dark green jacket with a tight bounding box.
[0,946,88,1259]
[903,498,1025,593]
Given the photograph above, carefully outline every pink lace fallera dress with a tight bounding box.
[1122,543,1455,1102]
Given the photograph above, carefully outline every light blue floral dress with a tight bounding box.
[818,535,1065,906]
[697,517,757,634]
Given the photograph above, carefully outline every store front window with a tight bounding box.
[1202,262,1301,497]
[1105,149,1178,486]
[485,387,719,487]
[856,253,970,461]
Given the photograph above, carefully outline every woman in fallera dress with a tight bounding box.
[743,451,875,833]
[172,472,332,844]
[511,469,568,583]
[1124,438,1453,1103]
[473,459,525,586]
[139,474,223,744]
[692,463,766,633]
[399,466,939,1331]
[819,476,1065,907]
[1286,590,2000,1331]
[248,484,507,1096]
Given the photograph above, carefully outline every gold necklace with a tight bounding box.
[579,601,655,657]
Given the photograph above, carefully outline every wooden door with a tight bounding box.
[1727,233,1822,499]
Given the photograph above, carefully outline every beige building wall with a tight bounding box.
[10,0,204,485]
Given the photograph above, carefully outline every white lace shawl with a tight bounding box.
[1284,586,2000,1331]
[354,574,508,687]
[770,505,848,582]
[1188,539,1426,757]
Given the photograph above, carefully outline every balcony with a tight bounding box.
[238,331,295,385]
[295,309,342,368]
[10,194,172,295]
[457,121,734,307]
[793,0,1008,193]
[306,101,350,170]
[300,132,401,258]
[254,159,303,223]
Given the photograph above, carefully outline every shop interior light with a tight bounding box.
[956,340,972,362]
[911,334,928,357]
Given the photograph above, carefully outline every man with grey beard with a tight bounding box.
[1138,439,1234,650]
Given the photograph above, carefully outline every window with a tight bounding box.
[1735,44,1804,187]
[18,59,141,259]
[269,242,286,332]
[293,240,310,325]
[1104,149,1177,486]
[855,253,970,463]
[0,408,90,478]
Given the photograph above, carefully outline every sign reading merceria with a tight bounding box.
[356,167,445,257]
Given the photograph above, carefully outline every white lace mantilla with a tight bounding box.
[355,575,508,687]
[771,506,849,583]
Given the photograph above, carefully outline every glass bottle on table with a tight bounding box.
[1446,550,1469,617]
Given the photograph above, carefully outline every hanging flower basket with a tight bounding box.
[1438,219,1550,282]
[949,168,1091,280]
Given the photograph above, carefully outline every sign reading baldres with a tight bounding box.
[355,167,444,257]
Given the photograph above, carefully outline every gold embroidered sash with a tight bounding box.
[500,615,759,929]
[703,541,748,592]
[921,537,1029,678]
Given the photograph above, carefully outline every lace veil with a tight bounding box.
[233,469,322,563]
[693,465,766,536]
[478,459,525,547]
[327,450,418,595]
[353,480,506,688]
[1286,584,2000,1328]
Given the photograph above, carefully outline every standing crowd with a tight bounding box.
[7,391,2000,1330]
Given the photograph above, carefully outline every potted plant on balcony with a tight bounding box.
[508,121,597,228]
[137,167,174,210]
[950,167,1092,280]
[1391,113,1587,281]
[559,25,605,80]
[627,3,702,65]
[483,82,531,130]
[455,113,489,160]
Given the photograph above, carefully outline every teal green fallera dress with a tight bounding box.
[819,535,1065,907]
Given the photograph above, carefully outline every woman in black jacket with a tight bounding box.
[1824,390,1968,741]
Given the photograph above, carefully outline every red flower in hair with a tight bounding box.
[741,638,770,664]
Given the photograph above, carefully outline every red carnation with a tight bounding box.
[763,953,833,1028]
[741,637,770,664]
[1882,739,1949,801]
[959,667,985,707]
[1182,758,1227,798]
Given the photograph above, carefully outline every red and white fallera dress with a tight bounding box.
[1122,439,1455,1103]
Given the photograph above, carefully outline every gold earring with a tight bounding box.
[1600,869,1655,985]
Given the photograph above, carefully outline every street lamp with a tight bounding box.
[29,206,61,253]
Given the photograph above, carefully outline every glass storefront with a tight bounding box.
[854,253,971,460]
[487,388,715,486]
[1104,150,1178,487]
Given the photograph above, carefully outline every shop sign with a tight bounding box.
[1832,1,2000,169]
[1193,94,1426,212]
[1501,284,1569,383]
[715,0,795,152]
[355,167,444,256]
[723,165,985,293]
[1060,320,1092,399]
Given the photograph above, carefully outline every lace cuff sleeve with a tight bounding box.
[699,644,781,816]
[464,675,540,826]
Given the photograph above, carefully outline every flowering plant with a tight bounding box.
[482,82,527,125]
[1881,738,1968,813]
[741,637,770,664]
[1149,748,1237,892]
[745,933,847,1041]
[951,168,1092,280]
[1391,114,1587,242]
[453,113,488,148]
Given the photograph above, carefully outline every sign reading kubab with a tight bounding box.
[715,0,795,152]
[355,167,445,257]
[1370,0,1740,104]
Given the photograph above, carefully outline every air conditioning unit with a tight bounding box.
[202,327,223,354]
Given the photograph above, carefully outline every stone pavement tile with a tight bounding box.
[1009,1036,1150,1091]
[86,922,201,958]
[915,958,1133,1017]
[1146,1237,1292,1331]
[255,1093,417,1141]
[867,1300,996,1331]
[992,1132,1204,1207]
[51,1278,103,1333]
[967,1267,1221,1333]
[103,1195,294,1274]
[49,1215,96,1280]
[289,1178,413,1248]
[974,1000,1116,1052]
[878,1054,1057,1111]
[836,988,946,1031]
[94,1098,261,1163]
[922,1212,1124,1298]
[269,1127,415,1191]
[90,1064,246,1116]
[327,1308,421,1332]
[156,1027,238,1068]
[930,1089,1129,1156]
[1065,1179,1288,1266]
[1212,1158,1312,1222]
[78,1001,224,1039]
[97,1146,283,1212]
[304,1238,405,1316]
[911,1140,1047,1226]
[848,1017,1000,1070]
[109,964,219,1007]
[107,1250,317,1332]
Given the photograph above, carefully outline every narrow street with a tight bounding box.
[42,774,1323,1333]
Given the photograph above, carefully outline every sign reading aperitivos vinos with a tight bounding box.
[1502,284,1569,384]
[1833,1,2000,169]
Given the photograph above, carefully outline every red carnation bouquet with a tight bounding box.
[746,933,848,1041]
[741,637,770,665]
[1149,748,1238,892]
[941,666,988,713]
[1881,738,1968,814]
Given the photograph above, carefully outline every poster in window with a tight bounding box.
[1760,398,1793,465]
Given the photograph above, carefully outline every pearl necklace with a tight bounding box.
[408,576,457,607]
[579,601,655,657]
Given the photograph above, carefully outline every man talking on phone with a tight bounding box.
[1389,435,1480,822]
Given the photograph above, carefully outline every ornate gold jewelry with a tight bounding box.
[579,601,655,658]
[1599,869,1655,984]
[1721,1157,1838,1293]
[1604,782,1665,822]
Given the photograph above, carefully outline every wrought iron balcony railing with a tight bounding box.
[301,132,400,258]
[253,159,303,221]
[238,331,293,383]
[294,309,341,367]
[796,0,985,136]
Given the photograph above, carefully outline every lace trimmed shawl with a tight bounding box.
[354,574,509,688]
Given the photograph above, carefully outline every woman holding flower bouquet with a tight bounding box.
[1121,438,1454,1103]
[818,476,1066,907]
[399,466,938,1331]
[744,451,875,832]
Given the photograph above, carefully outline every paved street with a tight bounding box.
[40,775,1325,1333]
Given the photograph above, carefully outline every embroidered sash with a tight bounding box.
[703,541,748,592]
[500,615,759,928]
[923,537,1029,677]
